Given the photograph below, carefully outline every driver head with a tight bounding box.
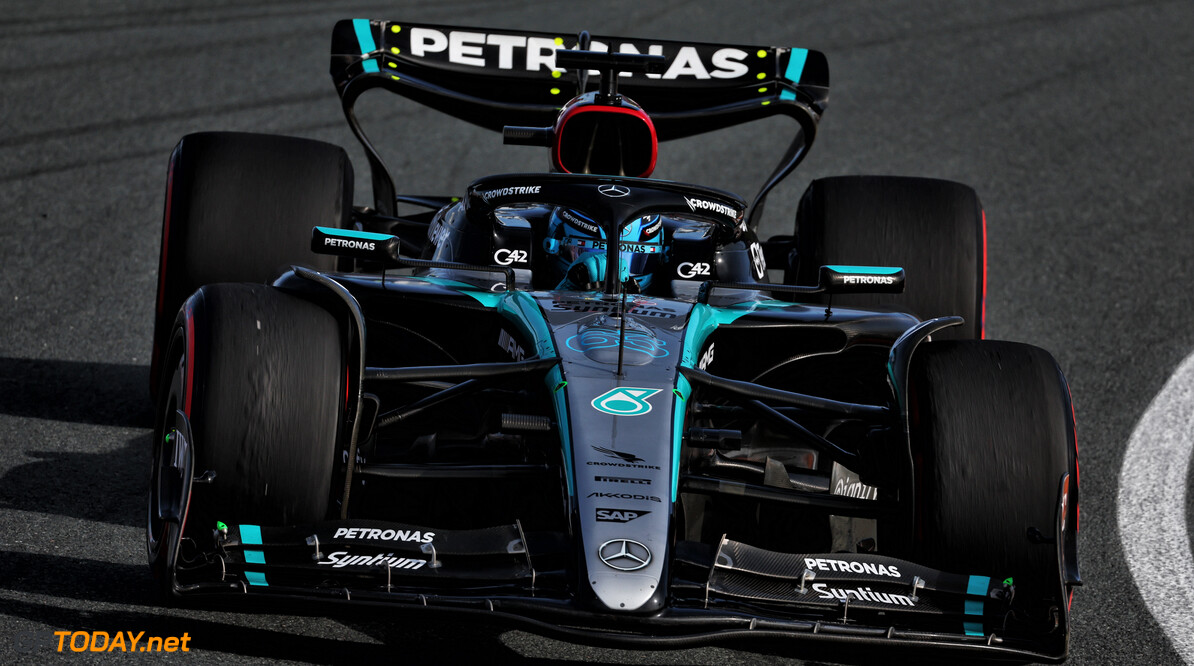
[543,208,663,291]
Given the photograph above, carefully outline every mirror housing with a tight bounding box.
[819,265,905,294]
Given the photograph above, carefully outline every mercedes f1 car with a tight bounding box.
[148,19,1081,662]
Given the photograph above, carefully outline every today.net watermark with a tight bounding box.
[44,630,192,653]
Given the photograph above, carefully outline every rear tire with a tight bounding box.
[909,340,1077,608]
[152,132,354,397]
[149,283,345,583]
[788,175,985,340]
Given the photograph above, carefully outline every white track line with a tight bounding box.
[1119,351,1194,663]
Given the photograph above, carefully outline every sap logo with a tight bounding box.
[698,342,716,370]
[498,329,525,361]
[676,261,711,279]
[493,248,528,265]
[596,508,651,523]
[407,28,751,80]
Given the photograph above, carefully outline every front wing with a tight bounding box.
[168,519,1065,662]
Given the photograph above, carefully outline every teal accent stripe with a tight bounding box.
[784,48,808,83]
[498,291,557,356]
[491,292,570,495]
[548,366,574,497]
[779,89,796,101]
[240,524,262,545]
[671,375,692,502]
[963,621,984,636]
[964,599,984,616]
[967,575,990,597]
[416,277,504,308]
[317,226,392,241]
[352,19,377,54]
[244,550,266,565]
[362,59,380,73]
[679,304,751,369]
[245,571,269,587]
[825,265,903,275]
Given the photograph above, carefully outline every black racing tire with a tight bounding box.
[909,339,1078,609]
[788,175,985,340]
[150,283,345,583]
[151,131,353,398]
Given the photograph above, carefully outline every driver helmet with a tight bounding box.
[542,208,663,291]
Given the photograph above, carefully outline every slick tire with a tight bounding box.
[151,283,345,583]
[787,175,985,340]
[151,131,353,398]
[909,339,1078,609]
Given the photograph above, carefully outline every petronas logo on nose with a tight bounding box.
[591,387,662,416]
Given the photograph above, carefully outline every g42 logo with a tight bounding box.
[494,249,528,265]
[698,342,715,370]
[592,387,662,416]
[676,261,711,279]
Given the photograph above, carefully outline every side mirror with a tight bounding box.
[819,265,904,294]
[311,226,401,264]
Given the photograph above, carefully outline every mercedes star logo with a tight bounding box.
[598,538,652,571]
[598,184,630,198]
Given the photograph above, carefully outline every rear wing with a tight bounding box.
[331,19,829,222]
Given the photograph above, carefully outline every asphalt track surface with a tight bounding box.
[2,0,1193,663]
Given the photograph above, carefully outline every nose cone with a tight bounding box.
[591,570,659,611]
[590,538,659,611]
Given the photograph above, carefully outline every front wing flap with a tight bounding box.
[171,520,1063,661]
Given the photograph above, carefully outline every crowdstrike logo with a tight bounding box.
[324,237,376,251]
[478,185,541,202]
[684,196,736,218]
[560,209,601,235]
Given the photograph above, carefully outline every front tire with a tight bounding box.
[909,340,1078,619]
[149,283,346,588]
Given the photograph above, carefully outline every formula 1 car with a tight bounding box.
[148,19,1081,663]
